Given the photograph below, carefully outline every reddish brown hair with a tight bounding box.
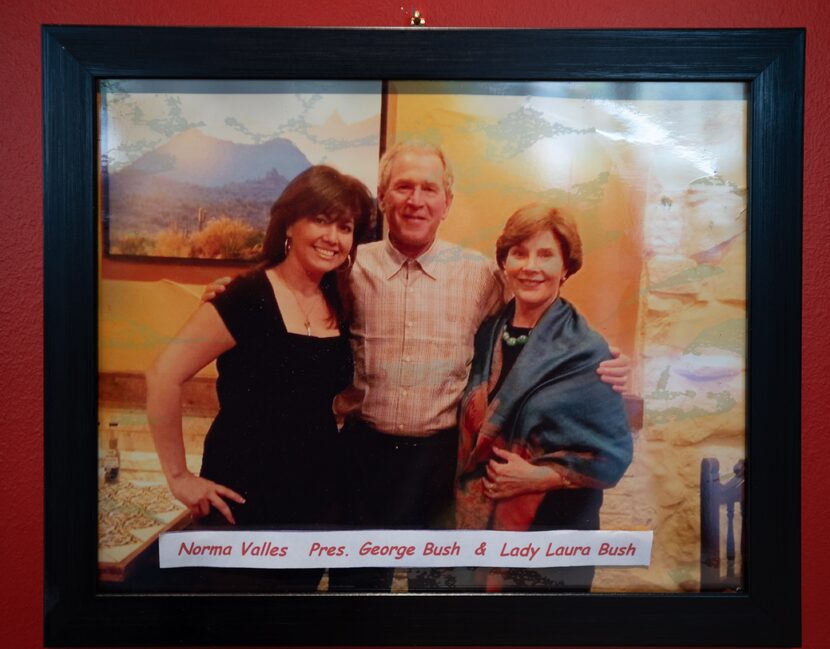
[495,203,583,277]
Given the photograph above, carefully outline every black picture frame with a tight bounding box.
[43,26,803,647]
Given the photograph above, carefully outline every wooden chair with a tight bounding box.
[700,457,745,591]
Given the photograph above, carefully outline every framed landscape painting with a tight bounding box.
[101,80,382,261]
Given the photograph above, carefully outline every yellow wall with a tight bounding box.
[99,278,216,378]
[385,82,645,356]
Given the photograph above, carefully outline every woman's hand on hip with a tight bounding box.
[168,472,245,524]
[483,447,557,499]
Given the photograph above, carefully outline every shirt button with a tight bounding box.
[401,389,408,396]
[398,424,404,431]
[403,355,411,362]
[406,321,413,328]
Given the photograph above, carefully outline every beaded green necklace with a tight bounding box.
[502,324,531,347]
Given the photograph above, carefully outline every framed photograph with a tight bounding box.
[44,27,802,646]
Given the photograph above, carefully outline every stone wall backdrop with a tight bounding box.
[595,117,747,590]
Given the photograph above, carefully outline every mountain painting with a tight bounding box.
[100,80,382,261]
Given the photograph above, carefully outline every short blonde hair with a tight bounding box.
[495,203,583,277]
[378,140,454,197]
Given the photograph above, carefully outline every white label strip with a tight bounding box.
[159,529,653,569]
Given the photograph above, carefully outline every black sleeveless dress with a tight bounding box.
[200,270,352,529]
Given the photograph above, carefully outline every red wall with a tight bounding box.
[1,2,826,648]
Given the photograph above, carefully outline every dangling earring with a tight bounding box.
[338,253,353,271]
[284,237,292,257]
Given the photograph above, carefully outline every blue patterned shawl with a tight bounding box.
[456,298,633,531]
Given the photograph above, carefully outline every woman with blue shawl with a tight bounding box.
[455,203,633,592]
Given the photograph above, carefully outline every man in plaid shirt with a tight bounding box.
[332,141,628,590]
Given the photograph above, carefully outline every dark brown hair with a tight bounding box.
[495,203,583,277]
[260,165,374,325]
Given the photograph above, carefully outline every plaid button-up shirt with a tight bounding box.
[339,238,504,437]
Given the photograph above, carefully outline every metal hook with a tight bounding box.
[410,9,426,26]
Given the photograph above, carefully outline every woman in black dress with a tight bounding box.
[146,165,373,589]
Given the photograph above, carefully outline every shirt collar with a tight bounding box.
[382,237,447,280]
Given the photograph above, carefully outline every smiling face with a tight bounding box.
[503,228,567,315]
[379,151,452,257]
[285,213,354,278]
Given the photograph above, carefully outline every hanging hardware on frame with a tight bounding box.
[410,9,426,26]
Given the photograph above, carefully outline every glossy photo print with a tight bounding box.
[97,79,747,595]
